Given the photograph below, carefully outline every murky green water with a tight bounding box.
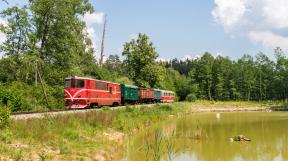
[122,112,288,161]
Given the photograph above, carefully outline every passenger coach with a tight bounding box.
[161,90,175,103]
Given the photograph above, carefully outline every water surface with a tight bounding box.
[122,112,288,161]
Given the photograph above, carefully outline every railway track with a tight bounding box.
[11,103,159,120]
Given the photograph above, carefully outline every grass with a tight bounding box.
[178,100,284,108]
[0,104,183,160]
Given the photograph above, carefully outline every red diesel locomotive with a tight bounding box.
[64,76,175,108]
[64,76,121,108]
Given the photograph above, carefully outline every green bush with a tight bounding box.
[186,93,197,102]
[0,82,30,112]
[0,129,12,143]
[0,107,10,129]
[0,81,64,112]
[158,104,173,111]
[125,106,135,112]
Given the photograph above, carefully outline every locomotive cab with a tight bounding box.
[64,76,121,108]
[64,77,88,108]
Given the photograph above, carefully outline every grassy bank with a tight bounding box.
[0,104,184,160]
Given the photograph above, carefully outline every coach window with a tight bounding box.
[77,79,85,88]
[109,87,112,93]
[96,82,108,90]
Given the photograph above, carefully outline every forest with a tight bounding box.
[1,0,288,112]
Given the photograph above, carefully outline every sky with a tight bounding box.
[1,0,288,60]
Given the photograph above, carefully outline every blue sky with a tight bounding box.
[1,0,288,60]
[89,0,262,60]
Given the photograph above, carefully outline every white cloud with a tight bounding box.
[83,12,104,26]
[212,0,288,50]
[85,27,99,52]
[248,31,288,49]
[212,0,246,31]
[262,0,288,29]
[83,12,105,57]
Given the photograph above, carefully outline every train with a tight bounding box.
[64,76,175,108]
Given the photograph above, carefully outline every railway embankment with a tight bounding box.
[1,101,288,160]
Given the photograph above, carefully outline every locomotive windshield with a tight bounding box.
[64,79,85,88]
[77,80,85,88]
[64,79,70,88]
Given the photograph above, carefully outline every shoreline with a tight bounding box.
[189,106,288,113]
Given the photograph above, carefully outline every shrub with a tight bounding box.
[0,107,10,129]
[125,106,135,112]
[0,81,64,112]
[0,129,12,143]
[158,104,173,111]
[102,106,111,111]
[0,82,30,112]
[186,93,197,102]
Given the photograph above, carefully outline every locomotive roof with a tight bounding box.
[161,90,174,93]
[65,76,120,85]
[121,84,138,88]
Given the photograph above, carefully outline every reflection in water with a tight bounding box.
[123,112,288,161]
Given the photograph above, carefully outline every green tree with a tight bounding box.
[30,0,95,84]
[255,53,274,100]
[122,33,163,88]
[237,55,257,101]
[0,6,39,84]
[104,54,124,81]
[0,6,31,60]
[192,52,214,100]
[274,47,288,100]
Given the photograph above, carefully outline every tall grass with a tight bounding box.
[143,128,176,161]
[0,104,182,160]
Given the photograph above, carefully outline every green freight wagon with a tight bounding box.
[120,84,139,104]
[154,89,162,102]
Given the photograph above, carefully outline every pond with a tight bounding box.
[121,112,288,161]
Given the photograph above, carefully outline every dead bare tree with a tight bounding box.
[99,15,107,66]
